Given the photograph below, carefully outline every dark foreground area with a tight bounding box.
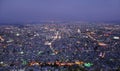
[0,23,120,71]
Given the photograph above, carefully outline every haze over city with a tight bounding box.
[0,0,120,23]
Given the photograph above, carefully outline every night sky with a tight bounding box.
[0,0,120,23]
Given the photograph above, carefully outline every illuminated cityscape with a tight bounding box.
[0,23,120,71]
[0,0,120,71]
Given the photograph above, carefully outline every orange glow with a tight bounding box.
[98,42,107,47]
[47,62,51,65]
[75,61,84,65]
[56,62,60,65]
[66,63,74,66]
[0,36,4,41]
[28,61,85,66]
[29,62,39,66]
[54,50,59,54]
[60,63,66,66]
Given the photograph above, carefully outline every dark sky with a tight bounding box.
[0,0,120,23]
